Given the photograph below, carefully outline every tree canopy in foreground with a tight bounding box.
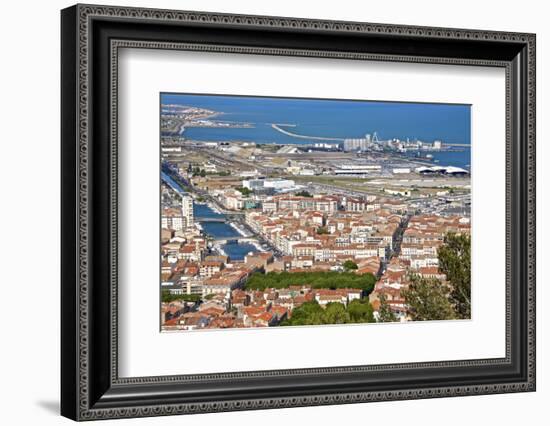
[438,233,471,319]
[377,293,399,323]
[280,299,375,326]
[402,276,456,321]
[400,232,471,321]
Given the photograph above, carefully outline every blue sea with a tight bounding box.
[429,150,471,169]
[402,149,471,170]
[161,93,471,152]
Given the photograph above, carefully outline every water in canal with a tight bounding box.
[194,203,258,261]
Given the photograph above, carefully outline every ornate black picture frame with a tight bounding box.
[61,4,536,421]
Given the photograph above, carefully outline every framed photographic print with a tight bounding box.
[61,4,536,421]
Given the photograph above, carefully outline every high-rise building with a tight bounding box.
[162,196,194,231]
[181,195,194,228]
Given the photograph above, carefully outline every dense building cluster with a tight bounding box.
[163,283,368,330]
[244,194,402,267]
[161,178,470,329]
[368,214,470,320]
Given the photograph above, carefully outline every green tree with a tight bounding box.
[295,190,313,197]
[244,271,376,293]
[348,299,375,323]
[343,260,358,271]
[377,293,398,323]
[199,169,206,178]
[438,233,471,319]
[316,226,329,235]
[281,299,376,326]
[323,302,350,324]
[235,186,252,196]
[282,301,325,326]
[402,276,456,321]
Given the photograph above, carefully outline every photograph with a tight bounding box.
[160,93,472,331]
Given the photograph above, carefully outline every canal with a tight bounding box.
[162,168,259,260]
[194,203,258,261]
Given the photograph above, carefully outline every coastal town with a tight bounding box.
[160,101,472,331]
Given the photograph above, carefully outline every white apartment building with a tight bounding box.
[181,195,194,227]
[162,208,186,231]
